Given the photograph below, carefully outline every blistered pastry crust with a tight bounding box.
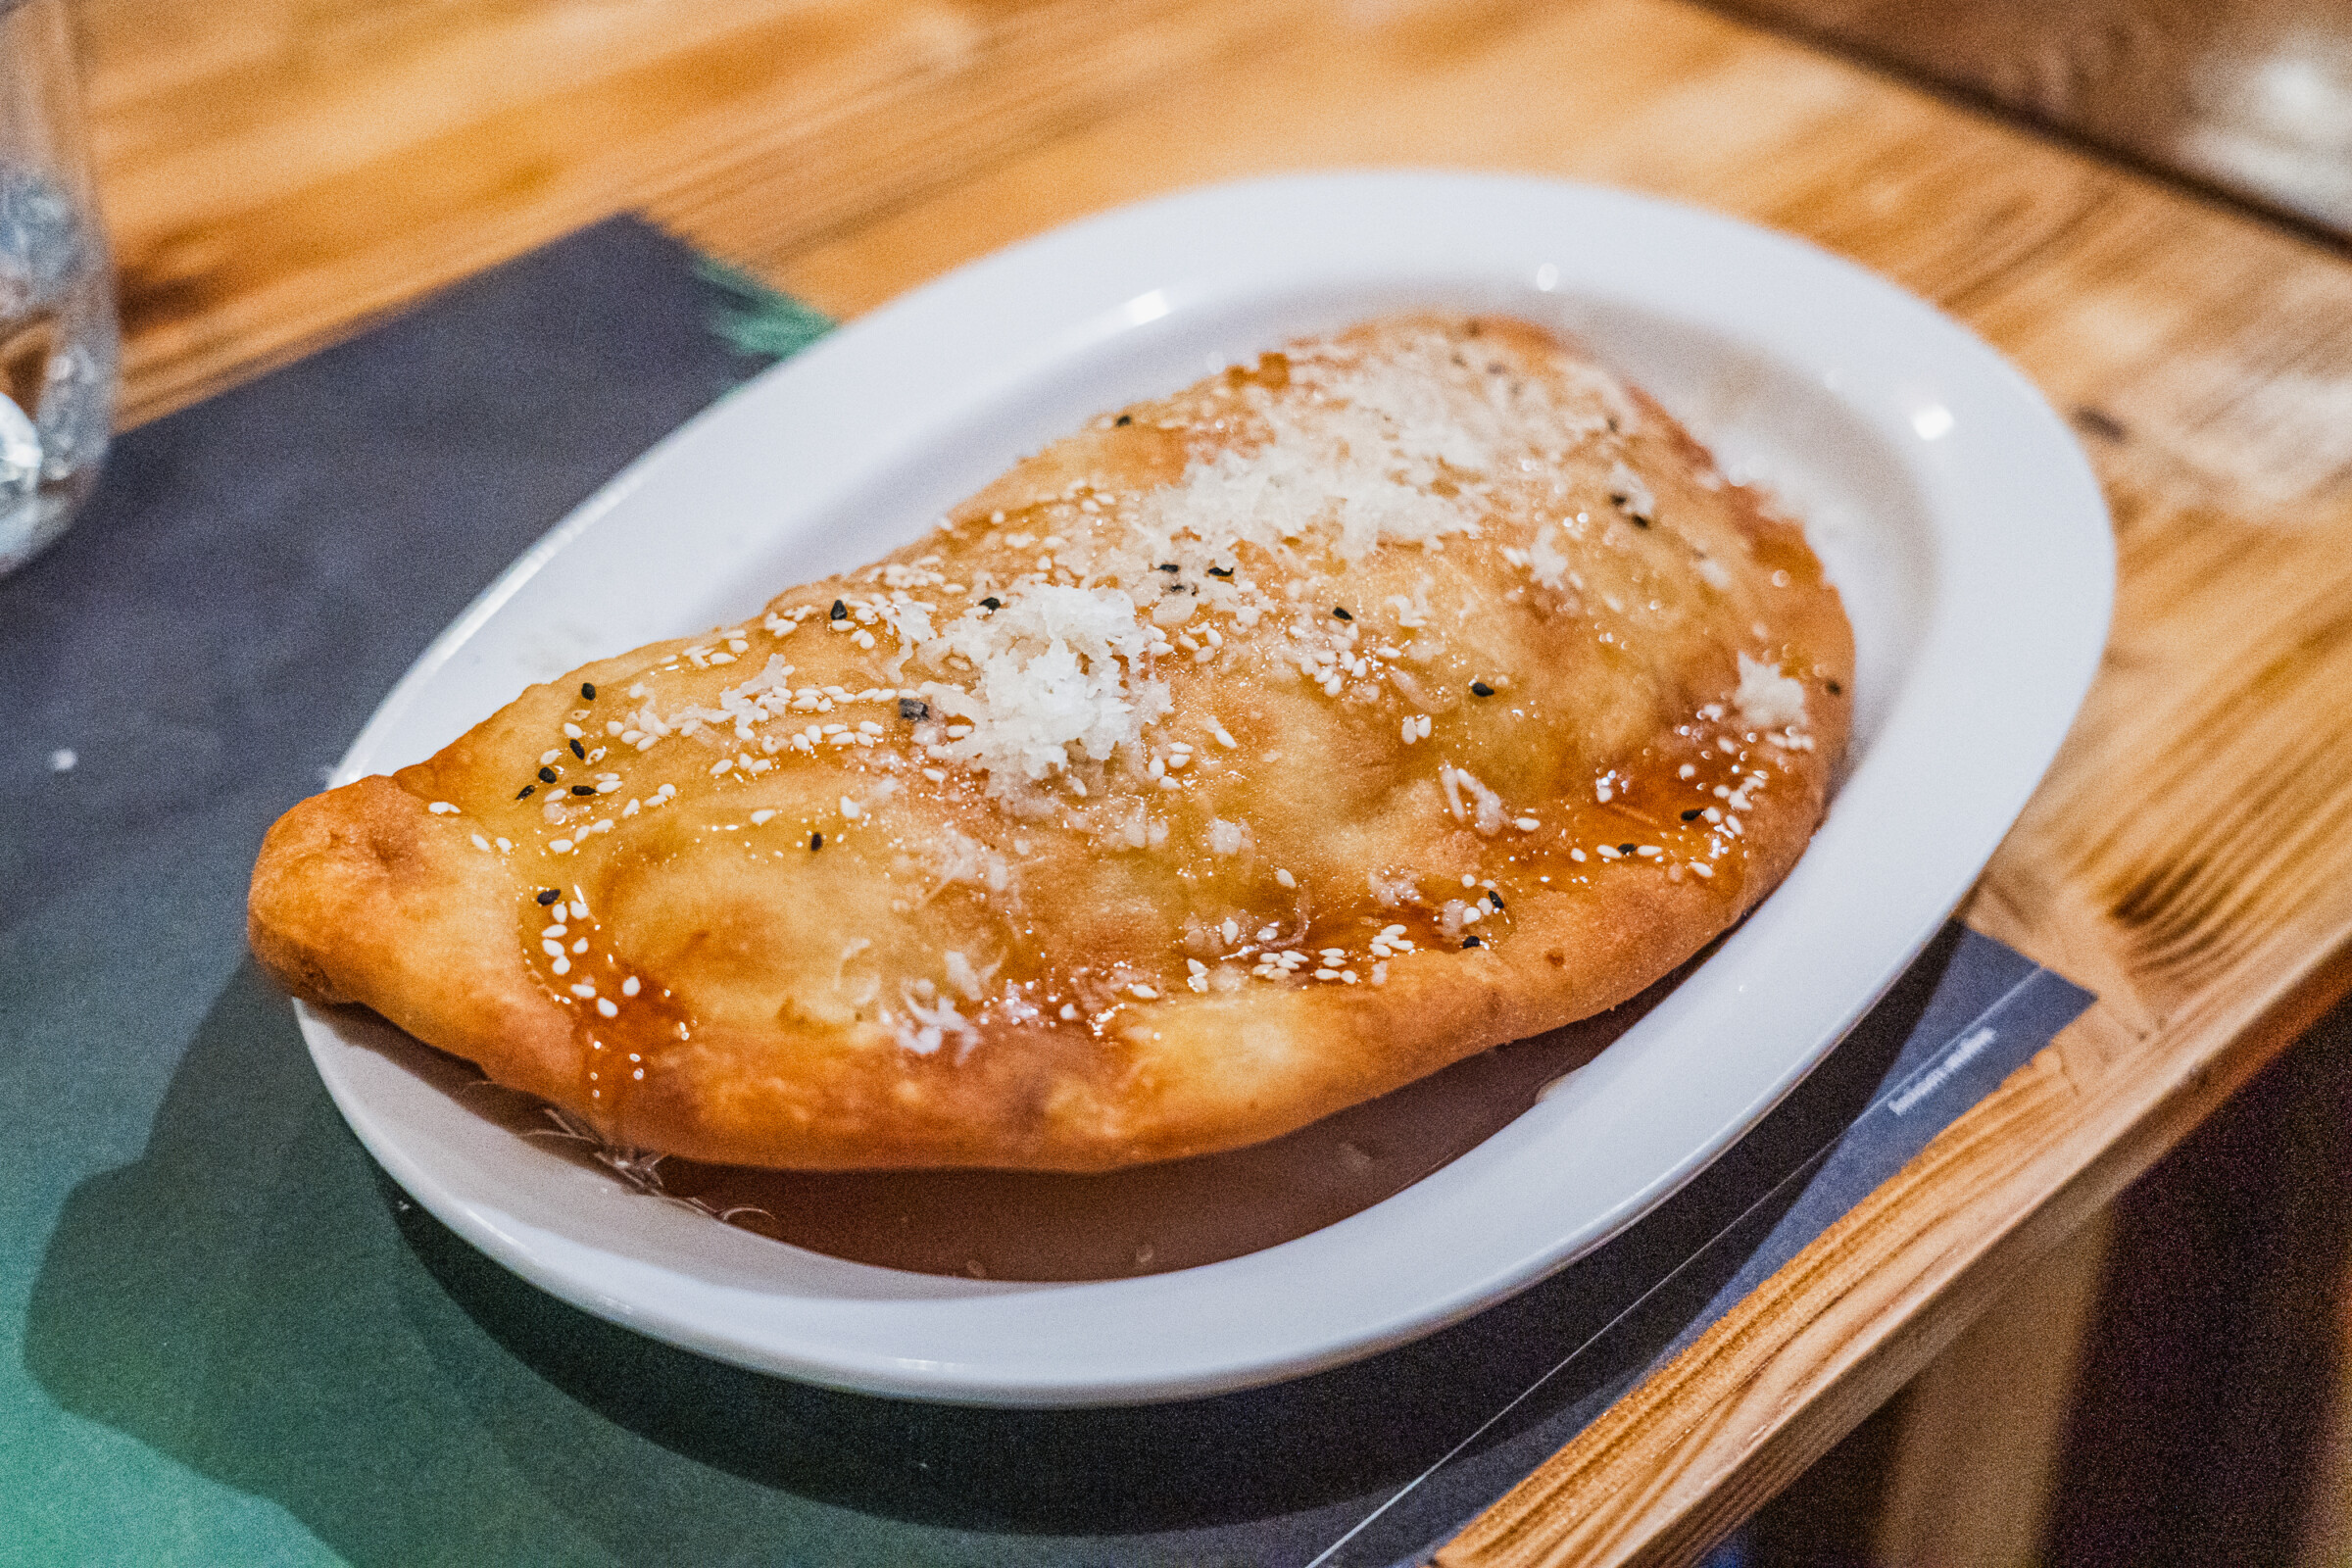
[250,315,1853,1171]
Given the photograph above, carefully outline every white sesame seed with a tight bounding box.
[596,998,618,1017]
[428,801,458,814]
[1690,862,1715,878]
[570,983,596,1000]
[1059,1003,1079,1020]
[622,976,641,997]
[471,833,491,851]
[569,899,587,920]
[1570,849,1588,861]
[541,750,562,765]
[549,838,574,854]
[841,797,862,819]
[922,767,946,782]
[1129,984,1158,1001]
[552,956,570,975]
[1679,763,1696,779]
[1637,845,1663,857]
[750,808,776,825]
[1514,816,1541,831]
[495,837,513,852]
[563,724,582,740]
[1275,868,1297,889]
[1212,725,1238,749]
[542,939,564,957]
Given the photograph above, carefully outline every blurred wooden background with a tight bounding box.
[1720,0,2352,242]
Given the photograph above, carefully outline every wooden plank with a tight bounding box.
[67,0,2352,1560]
[1712,0,2352,242]
[77,0,1324,424]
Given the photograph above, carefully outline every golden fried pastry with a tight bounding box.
[250,315,1852,1172]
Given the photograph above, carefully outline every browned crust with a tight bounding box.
[249,314,1853,1172]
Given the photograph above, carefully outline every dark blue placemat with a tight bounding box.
[0,218,2090,1568]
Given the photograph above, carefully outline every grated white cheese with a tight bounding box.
[1735,652,1808,729]
[1439,762,1509,836]
[1526,521,1571,590]
[915,584,1170,798]
[894,987,979,1056]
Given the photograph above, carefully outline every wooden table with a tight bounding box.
[76,0,2352,1560]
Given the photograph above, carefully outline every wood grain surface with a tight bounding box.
[72,0,2352,1561]
[1715,0,2352,243]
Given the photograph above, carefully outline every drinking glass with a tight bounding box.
[0,0,114,576]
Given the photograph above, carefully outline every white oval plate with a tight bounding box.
[300,173,2111,1406]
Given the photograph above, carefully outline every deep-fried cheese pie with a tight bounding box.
[250,314,1853,1172]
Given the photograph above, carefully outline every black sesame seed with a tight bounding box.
[1158,563,1181,573]
[810,833,824,851]
[538,766,559,783]
[568,739,586,760]
[536,889,562,906]
[1207,565,1234,578]
[1331,607,1352,621]
[1826,679,1843,695]
[571,784,596,796]
[830,599,848,620]
[1488,890,1505,910]
[1462,934,1484,948]
[1631,514,1651,528]
[581,682,596,700]
[516,785,536,799]
[899,698,930,721]
[1682,808,1702,821]
[2073,405,2128,442]
[1115,414,1133,426]
[1619,843,1636,855]
[1470,681,1495,697]
[980,596,1002,611]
